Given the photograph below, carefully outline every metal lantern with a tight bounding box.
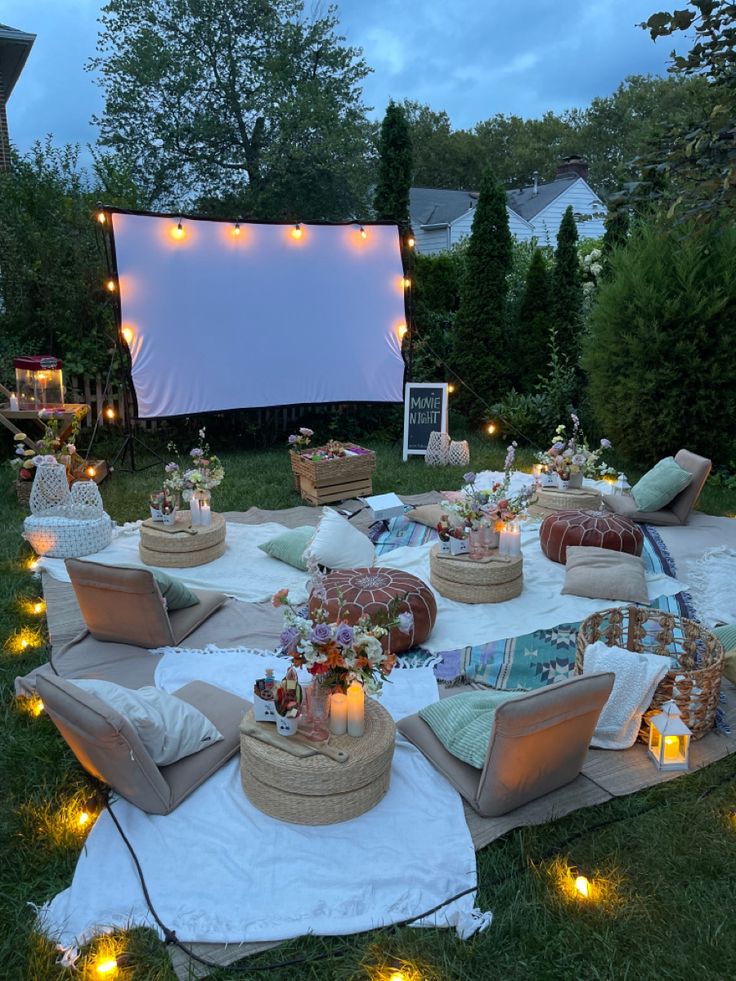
[613,472,631,496]
[647,700,691,771]
[13,356,65,409]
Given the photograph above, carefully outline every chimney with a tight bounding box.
[555,154,589,181]
[532,170,539,196]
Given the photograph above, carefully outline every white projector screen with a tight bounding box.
[110,212,408,418]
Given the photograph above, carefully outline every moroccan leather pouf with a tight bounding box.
[307,567,437,652]
[540,509,644,565]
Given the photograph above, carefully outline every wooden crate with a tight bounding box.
[290,444,376,505]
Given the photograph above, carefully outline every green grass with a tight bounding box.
[2,436,736,980]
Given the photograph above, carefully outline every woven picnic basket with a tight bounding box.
[576,606,724,741]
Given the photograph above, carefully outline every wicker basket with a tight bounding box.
[576,606,724,740]
[429,546,523,604]
[289,444,376,505]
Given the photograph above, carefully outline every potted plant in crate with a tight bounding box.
[287,427,376,505]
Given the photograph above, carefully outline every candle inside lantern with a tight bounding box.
[346,681,365,737]
[9,393,18,411]
[498,521,521,557]
[329,692,347,735]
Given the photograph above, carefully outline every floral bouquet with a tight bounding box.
[8,411,83,483]
[272,585,412,694]
[537,413,614,480]
[164,427,225,497]
[443,442,535,528]
[287,427,314,452]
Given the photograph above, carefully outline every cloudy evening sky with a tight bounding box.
[4,0,675,159]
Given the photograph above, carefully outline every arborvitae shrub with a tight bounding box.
[583,221,736,465]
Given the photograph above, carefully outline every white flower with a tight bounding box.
[590,262,603,277]
[590,248,602,260]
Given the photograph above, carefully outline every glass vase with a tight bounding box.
[298,679,331,742]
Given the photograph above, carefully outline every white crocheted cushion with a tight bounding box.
[23,513,113,558]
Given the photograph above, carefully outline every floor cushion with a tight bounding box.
[307,567,437,652]
[258,526,315,570]
[540,509,644,565]
[561,546,648,604]
[631,456,693,512]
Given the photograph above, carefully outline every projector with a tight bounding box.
[362,492,405,521]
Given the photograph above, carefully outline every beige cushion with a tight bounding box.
[65,559,226,648]
[37,673,249,814]
[398,673,614,817]
[408,504,463,530]
[602,449,711,526]
[562,546,648,604]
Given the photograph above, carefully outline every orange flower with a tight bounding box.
[272,588,289,608]
[325,643,345,669]
[381,654,397,675]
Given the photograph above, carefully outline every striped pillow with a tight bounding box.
[418,689,524,769]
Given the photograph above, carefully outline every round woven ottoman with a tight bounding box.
[429,546,523,604]
[139,512,226,568]
[308,567,436,652]
[540,509,644,565]
[239,698,396,825]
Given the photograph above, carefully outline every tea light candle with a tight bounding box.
[329,692,347,735]
[346,681,365,737]
[9,393,18,411]
[499,521,521,557]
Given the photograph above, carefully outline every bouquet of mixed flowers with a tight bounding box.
[443,442,535,527]
[288,428,353,462]
[287,427,314,452]
[272,581,412,694]
[537,413,615,480]
[8,410,83,482]
[163,428,225,496]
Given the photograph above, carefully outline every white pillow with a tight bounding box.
[308,507,376,570]
[72,679,223,765]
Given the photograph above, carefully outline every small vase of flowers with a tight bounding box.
[163,428,224,518]
[537,413,614,486]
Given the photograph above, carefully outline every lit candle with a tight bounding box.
[9,393,19,411]
[199,501,211,526]
[329,692,347,735]
[498,521,521,557]
[189,497,201,525]
[346,681,365,737]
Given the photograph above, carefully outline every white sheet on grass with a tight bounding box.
[38,651,490,949]
[379,523,687,654]
[35,522,311,605]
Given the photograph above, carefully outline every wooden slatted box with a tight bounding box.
[290,444,376,505]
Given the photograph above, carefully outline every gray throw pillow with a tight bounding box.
[562,546,648,604]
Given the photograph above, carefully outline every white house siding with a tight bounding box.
[447,206,535,249]
[415,225,450,254]
[529,178,607,245]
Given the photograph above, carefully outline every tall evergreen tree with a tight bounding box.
[516,248,552,391]
[451,167,513,421]
[552,206,584,360]
[373,101,413,229]
[602,207,630,255]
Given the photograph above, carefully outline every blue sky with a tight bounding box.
[5,0,674,158]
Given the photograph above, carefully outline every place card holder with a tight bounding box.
[253,691,277,722]
[449,535,469,556]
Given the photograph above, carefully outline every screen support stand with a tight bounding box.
[108,381,161,473]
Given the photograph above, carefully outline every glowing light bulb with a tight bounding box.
[33,601,44,615]
[95,957,117,975]
[105,279,116,293]
[487,423,497,435]
[233,221,241,236]
[406,236,415,248]
[171,220,185,240]
[121,326,134,345]
[291,223,303,240]
[401,277,411,289]
[86,466,97,478]
[78,811,90,828]
[388,973,405,981]
[20,638,29,649]
[32,698,44,717]
[574,875,590,898]
[397,323,408,339]
[447,383,455,394]
[105,407,115,420]
[359,225,367,239]
[27,558,39,571]
[97,211,106,225]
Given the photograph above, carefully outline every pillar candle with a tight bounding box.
[9,394,19,411]
[329,692,347,735]
[346,681,365,737]
[199,502,211,526]
[189,497,201,526]
[499,522,521,557]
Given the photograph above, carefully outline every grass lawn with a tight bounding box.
[2,433,736,980]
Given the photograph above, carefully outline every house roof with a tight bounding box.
[0,24,35,102]
[411,175,599,228]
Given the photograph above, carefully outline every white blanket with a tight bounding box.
[379,523,687,653]
[38,651,491,949]
[686,546,736,628]
[36,522,311,605]
[584,641,670,749]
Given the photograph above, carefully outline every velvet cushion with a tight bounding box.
[631,457,693,512]
[540,509,644,565]
[258,526,315,570]
[144,568,200,610]
[71,679,223,765]
[309,508,376,570]
[418,690,523,768]
[561,546,648,604]
[307,567,437,652]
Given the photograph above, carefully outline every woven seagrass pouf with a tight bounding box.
[540,509,644,565]
[308,567,436,652]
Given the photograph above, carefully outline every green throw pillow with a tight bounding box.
[631,457,693,512]
[713,625,736,685]
[150,569,200,610]
[258,525,315,571]
[418,690,524,769]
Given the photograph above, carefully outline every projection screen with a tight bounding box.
[110,212,408,418]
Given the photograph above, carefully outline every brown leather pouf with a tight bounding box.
[540,509,644,564]
[308,567,437,652]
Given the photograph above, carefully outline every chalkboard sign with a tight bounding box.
[402,382,449,460]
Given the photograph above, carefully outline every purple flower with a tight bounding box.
[165,462,178,473]
[288,434,298,444]
[335,624,354,647]
[463,471,476,485]
[299,427,314,437]
[190,447,204,458]
[553,441,565,452]
[398,611,414,634]
[280,627,299,648]
[311,623,333,645]
[600,438,611,449]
